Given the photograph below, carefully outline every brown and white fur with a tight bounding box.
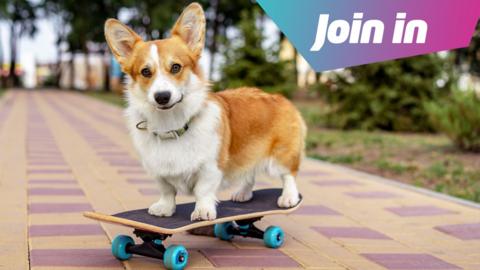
[104,3,306,221]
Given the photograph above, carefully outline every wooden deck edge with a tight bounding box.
[83,199,302,235]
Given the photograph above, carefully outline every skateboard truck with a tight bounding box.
[214,217,286,249]
[111,230,188,270]
[125,229,169,259]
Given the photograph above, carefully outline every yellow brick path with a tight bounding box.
[0,90,479,270]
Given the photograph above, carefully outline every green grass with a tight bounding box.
[419,160,480,202]
[294,100,330,128]
[86,91,125,107]
[295,101,480,202]
[374,159,416,175]
[424,161,449,179]
[304,127,480,202]
[311,153,363,164]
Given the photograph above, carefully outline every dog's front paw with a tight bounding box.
[148,201,176,217]
[191,204,217,221]
[231,189,253,202]
[277,193,300,208]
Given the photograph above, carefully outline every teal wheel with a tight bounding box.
[111,235,134,260]
[263,226,284,248]
[214,222,234,241]
[163,245,189,270]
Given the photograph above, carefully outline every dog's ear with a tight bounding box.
[171,3,206,59]
[104,19,142,65]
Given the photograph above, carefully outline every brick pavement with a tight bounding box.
[0,90,479,270]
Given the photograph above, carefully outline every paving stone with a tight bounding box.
[435,223,480,240]
[28,169,72,174]
[293,205,341,216]
[362,253,461,269]
[28,187,84,196]
[138,188,159,195]
[312,226,391,239]
[345,191,400,199]
[29,179,77,184]
[386,206,458,217]
[30,249,121,267]
[200,249,299,267]
[127,178,155,184]
[29,224,104,237]
[29,203,92,214]
[298,170,329,177]
[117,169,146,174]
[314,179,362,186]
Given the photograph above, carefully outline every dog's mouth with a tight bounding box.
[155,94,184,111]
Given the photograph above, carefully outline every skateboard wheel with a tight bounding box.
[263,226,284,248]
[111,235,134,260]
[214,222,234,241]
[163,245,188,270]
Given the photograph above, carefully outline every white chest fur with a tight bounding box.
[125,97,222,192]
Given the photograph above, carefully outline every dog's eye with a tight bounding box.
[170,63,182,74]
[141,68,152,78]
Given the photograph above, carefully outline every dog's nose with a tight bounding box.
[154,91,171,105]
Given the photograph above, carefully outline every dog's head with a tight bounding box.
[105,3,206,111]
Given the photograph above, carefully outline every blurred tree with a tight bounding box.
[323,54,454,132]
[0,0,37,87]
[217,8,294,97]
[123,0,187,39]
[426,88,480,152]
[123,0,253,80]
[200,0,254,79]
[454,20,480,76]
[42,0,125,90]
[0,0,5,88]
[36,0,271,90]
[68,0,124,90]
[41,0,69,88]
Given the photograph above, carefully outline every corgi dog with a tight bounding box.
[104,3,306,221]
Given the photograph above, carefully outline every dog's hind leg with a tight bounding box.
[231,172,255,202]
[271,150,302,208]
[277,173,300,208]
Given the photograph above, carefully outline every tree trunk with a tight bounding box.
[70,52,76,90]
[0,26,2,69]
[8,23,20,88]
[55,40,63,88]
[0,26,5,89]
[315,72,322,83]
[84,46,92,91]
[103,51,110,92]
[207,0,219,80]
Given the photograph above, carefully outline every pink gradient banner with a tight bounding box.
[258,0,480,71]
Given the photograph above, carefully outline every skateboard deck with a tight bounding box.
[84,188,302,234]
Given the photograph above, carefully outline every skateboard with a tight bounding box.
[84,188,302,270]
